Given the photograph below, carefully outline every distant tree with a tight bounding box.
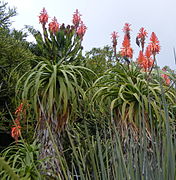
[0,1,33,131]
[85,46,114,77]
[0,1,16,28]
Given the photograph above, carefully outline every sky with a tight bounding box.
[6,0,176,69]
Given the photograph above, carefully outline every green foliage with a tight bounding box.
[17,58,93,129]
[0,110,175,180]
[91,62,176,136]
[0,1,33,131]
[0,157,19,180]
[85,46,114,77]
[0,1,16,28]
[24,107,174,180]
[0,141,43,179]
[28,24,84,65]
[17,22,95,131]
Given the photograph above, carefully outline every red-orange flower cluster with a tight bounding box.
[110,24,160,68]
[49,17,59,34]
[11,120,21,143]
[77,21,87,39]
[39,8,48,26]
[137,48,154,71]
[72,9,81,28]
[39,8,60,34]
[120,23,133,59]
[120,35,133,58]
[38,8,87,39]
[136,29,160,72]
[11,103,24,143]
[145,46,152,58]
[72,9,87,40]
[148,32,160,55]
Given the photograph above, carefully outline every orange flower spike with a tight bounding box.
[39,8,49,26]
[122,35,130,48]
[137,27,148,39]
[11,103,24,143]
[137,51,145,65]
[49,17,59,34]
[11,125,21,143]
[142,61,149,72]
[148,32,160,55]
[145,46,154,68]
[137,51,147,70]
[137,27,148,52]
[145,46,152,58]
[120,35,133,58]
[72,9,82,29]
[77,21,87,39]
[126,47,133,59]
[148,59,154,69]
[137,50,154,71]
[11,119,21,143]
[120,47,133,59]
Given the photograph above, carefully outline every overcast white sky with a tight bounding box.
[6,0,176,69]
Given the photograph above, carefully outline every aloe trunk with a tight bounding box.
[36,106,68,178]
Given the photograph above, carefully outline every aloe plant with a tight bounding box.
[91,62,176,138]
[0,157,19,180]
[16,9,94,175]
[0,141,42,180]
